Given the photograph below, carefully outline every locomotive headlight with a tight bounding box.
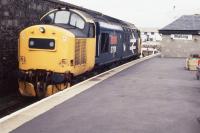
[49,42,55,47]
[39,27,45,33]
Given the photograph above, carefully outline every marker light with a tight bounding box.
[49,42,54,47]
[30,40,34,46]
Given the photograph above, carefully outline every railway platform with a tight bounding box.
[1,54,200,133]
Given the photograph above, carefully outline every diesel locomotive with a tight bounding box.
[18,7,141,98]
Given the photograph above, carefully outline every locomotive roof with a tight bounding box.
[47,0,137,30]
[75,9,137,30]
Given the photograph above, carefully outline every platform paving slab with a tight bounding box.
[12,57,200,133]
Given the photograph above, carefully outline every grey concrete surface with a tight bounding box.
[12,57,200,133]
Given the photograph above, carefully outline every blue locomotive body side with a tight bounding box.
[95,22,140,66]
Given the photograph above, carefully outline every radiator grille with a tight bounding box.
[75,39,86,65]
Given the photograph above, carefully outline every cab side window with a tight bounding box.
[88,24,95,38]
[100,33,109,53]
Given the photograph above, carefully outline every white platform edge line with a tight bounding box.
[0,53,160,132]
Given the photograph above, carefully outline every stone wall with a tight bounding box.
[160,35,200,58]
[0,0,73,94]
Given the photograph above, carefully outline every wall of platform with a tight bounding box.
[160,35,200,58]
[0,0,71,94]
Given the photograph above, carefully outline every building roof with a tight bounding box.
[159,15,200,35]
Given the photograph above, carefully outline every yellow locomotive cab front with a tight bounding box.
[18,9,96,98]
[19,25,73,97]
[19,25,75,73]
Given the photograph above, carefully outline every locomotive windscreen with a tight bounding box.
[29,38,55,50]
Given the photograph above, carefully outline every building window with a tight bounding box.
[171,34,192,40]
[100,33,109,53]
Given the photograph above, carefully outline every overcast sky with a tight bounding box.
[61,0,200,28]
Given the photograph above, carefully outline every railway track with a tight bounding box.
[0,94,37,118]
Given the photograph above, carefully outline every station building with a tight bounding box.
[159,14,200,58]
